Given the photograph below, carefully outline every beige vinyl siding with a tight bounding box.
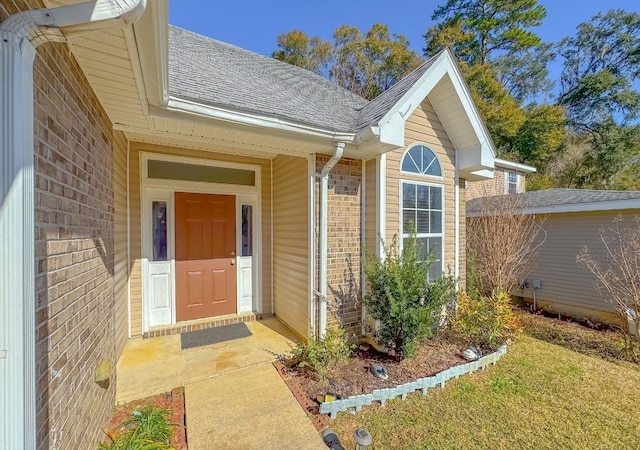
[272,155,309,338]
[386,99,457,278]
[521,210,640,322]
[365,158,377,255]
[113,130,129,353]
[128,142,273,336]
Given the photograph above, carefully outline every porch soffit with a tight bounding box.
[43,0,152,131]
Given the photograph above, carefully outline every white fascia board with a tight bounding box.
[373,49,496,173]
[158,97,357,143]
[467,198,640,218]
[494,158,537,173]
[132,0,169,107]
[376,52,450,147]
[524,199,640,215]
[462,168,494,181]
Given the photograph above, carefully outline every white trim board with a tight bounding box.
[139,152,263,332]
[467,199,640,217]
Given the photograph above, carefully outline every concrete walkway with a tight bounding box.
[185,364,326,449]
[115,318,326,448]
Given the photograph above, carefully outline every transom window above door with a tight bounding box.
[401,144,442,177]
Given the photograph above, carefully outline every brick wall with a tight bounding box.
[33,39,118,449]
[2,2,121,446]
[465,168,527,200]
[316,156,363,338]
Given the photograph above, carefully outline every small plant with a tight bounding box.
[99,406,173,450]
[291,326,354,381]
[363,231,455,359]
[451,289,519,350]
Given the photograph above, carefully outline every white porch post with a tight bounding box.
[0,31,37,450]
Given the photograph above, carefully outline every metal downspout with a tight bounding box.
[314,142,345,338]
[0,2,147,448]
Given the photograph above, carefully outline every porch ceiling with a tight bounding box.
[44,0,152,130]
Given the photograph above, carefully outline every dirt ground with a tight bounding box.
[286,337,466,406]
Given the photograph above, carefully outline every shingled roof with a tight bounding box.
[355,56,439,130]
[467,189,640,216]
[168,25,440,133]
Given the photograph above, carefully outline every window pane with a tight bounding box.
[414,237,429,261]
[416,184,429,209]
[416,210,430,233]
[429,186,442,209]
[430,211,442,233]
[427,237,443,280]
[402,183,416,208]
[425,157,442,176]
[401,149,420,173]
[152,201,167,261]
[403,209,416,234]
[148,160,255,186]
[241,205,253,257]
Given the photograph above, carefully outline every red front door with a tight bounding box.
[175,192,237,321]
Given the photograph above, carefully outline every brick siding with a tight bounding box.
[316,156,363,338]
[1,2,122,447]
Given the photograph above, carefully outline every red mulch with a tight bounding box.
[104,387,187,449]
[276,336,466,429]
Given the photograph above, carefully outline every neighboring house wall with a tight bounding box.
[317,156,363,338]
[386,99,460,281]
[519,210,640,325]
[273,155,309,338]
[28,34,120,450]
[466,167,526,200]
[127,142,273,336]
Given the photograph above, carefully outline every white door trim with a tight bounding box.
[140,152,262,332]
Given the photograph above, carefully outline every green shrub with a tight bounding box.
[291,326,354,381]
[363,232,455,359]
[100,406,173,450]
[451,289,519,350]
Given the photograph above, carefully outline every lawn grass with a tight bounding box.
[330,335,640,449]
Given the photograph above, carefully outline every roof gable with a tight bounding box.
[356,49,495,178]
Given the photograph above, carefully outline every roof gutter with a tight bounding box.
[0,2,147,448]
[155,96,358,143]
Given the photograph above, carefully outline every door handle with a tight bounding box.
[230,260,235,265]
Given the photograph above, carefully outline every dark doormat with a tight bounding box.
[181,323,252,350]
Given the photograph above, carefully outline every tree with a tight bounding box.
[510,104,566,169]
[272,30,332,74]
[553,10,640,189]
[467,192,546,295]
[425,0,550,101]
[427,0,546,64]
[577,214,640,352]
[557,10,640,128]
[273,24,423,100]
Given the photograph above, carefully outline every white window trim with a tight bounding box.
[400,142,444,180]
[504,170,519,194]
[399,179,445,279]
[141,152,261,195]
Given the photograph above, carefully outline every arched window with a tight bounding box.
[401,144,442,177]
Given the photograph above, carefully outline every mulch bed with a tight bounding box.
[276,336,466,430]
[104,387,187,449]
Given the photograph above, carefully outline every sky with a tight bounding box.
[169,0,639,58]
